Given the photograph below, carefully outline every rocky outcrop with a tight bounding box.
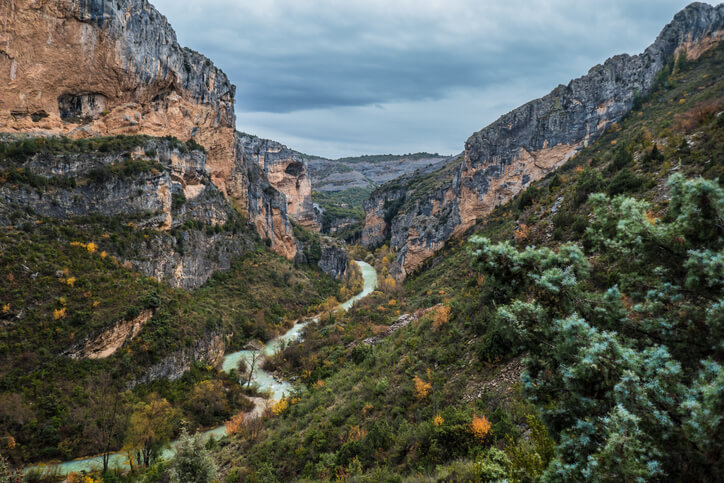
[366,2,724,280]
[316,240,348,279]
[0,0,312,257]
[233,133,298,258]
[133,331,226,385]
[0,0,236,194]
[66,309,154,359]
[295,236,348,279]
[0,137,255,289]
[361,186,407,248]
[237,134,320,234]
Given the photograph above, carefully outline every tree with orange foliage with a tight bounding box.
[413,375,432,400]
[471,414,492,441]
[226,412,246,435]
[514,223,531,243]
[432,305,451,331]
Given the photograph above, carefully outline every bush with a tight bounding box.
[168,428,217,483]
[607,168,643,196]
[573,167,604,207]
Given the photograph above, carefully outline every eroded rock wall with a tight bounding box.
[367,2,724,280]
[0,0,237,190]
[237,134,320,233]
[0,138,255,289]
[0,0,310,256]
[133,331,226,385]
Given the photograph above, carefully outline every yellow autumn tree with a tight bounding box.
[414,375,432,400]
[432,305,451,331]
[272,398,289,415]
[433,414,444,426]
[471,414,491,441]
[383,275,396,292]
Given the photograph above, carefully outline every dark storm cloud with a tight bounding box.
[151,0,699,157]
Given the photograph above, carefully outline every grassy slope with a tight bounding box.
[0,139,340,465]
[214,44,724,481]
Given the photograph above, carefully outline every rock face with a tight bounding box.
[294,236,348,280]
[364,2,724,280]
[0,0,236,192]
[361,185,408,248]
[134,331,226,385]
[66,309,154,360]
[0,0,310,257]
[233,133,299,259]
[316,239,348,279]
[0,137,255,289]
[237,134,320,234]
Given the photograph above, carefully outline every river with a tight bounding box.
[25,260,378,476]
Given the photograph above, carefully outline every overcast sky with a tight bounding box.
[153,0,697,158]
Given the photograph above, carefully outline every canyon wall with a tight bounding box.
[363,2,724,280]
[0,137,256,289]
[237,134,320,233]
[0,0,309,257]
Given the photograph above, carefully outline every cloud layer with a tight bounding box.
[153,0,695,158]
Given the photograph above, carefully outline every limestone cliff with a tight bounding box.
[0,0,308,256]
[133,331,226,385]
[237,134,320,234]
[0,136,255,289]
[294,235,348,280]
[364,2,724,280]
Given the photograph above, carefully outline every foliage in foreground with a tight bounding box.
[470,174,723,481]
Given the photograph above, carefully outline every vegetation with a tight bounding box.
[0,135,203,164]
[3,23,724,483]
[167,429,218,483]
[471,174,722,480]
[312,188,370,241]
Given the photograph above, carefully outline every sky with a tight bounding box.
[152,0,697,159]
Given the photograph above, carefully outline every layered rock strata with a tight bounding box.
[0,137,255,289]
[237,134,320,233]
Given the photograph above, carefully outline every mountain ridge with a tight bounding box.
[362,1,724,280]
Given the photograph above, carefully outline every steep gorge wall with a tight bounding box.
[237,134,320,234]
[0,0,304,257]
[365,2,724,280]
[0,138,256,289]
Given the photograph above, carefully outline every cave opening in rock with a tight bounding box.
[284,161,304,177]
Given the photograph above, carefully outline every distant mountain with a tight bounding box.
[307,153,450,192]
